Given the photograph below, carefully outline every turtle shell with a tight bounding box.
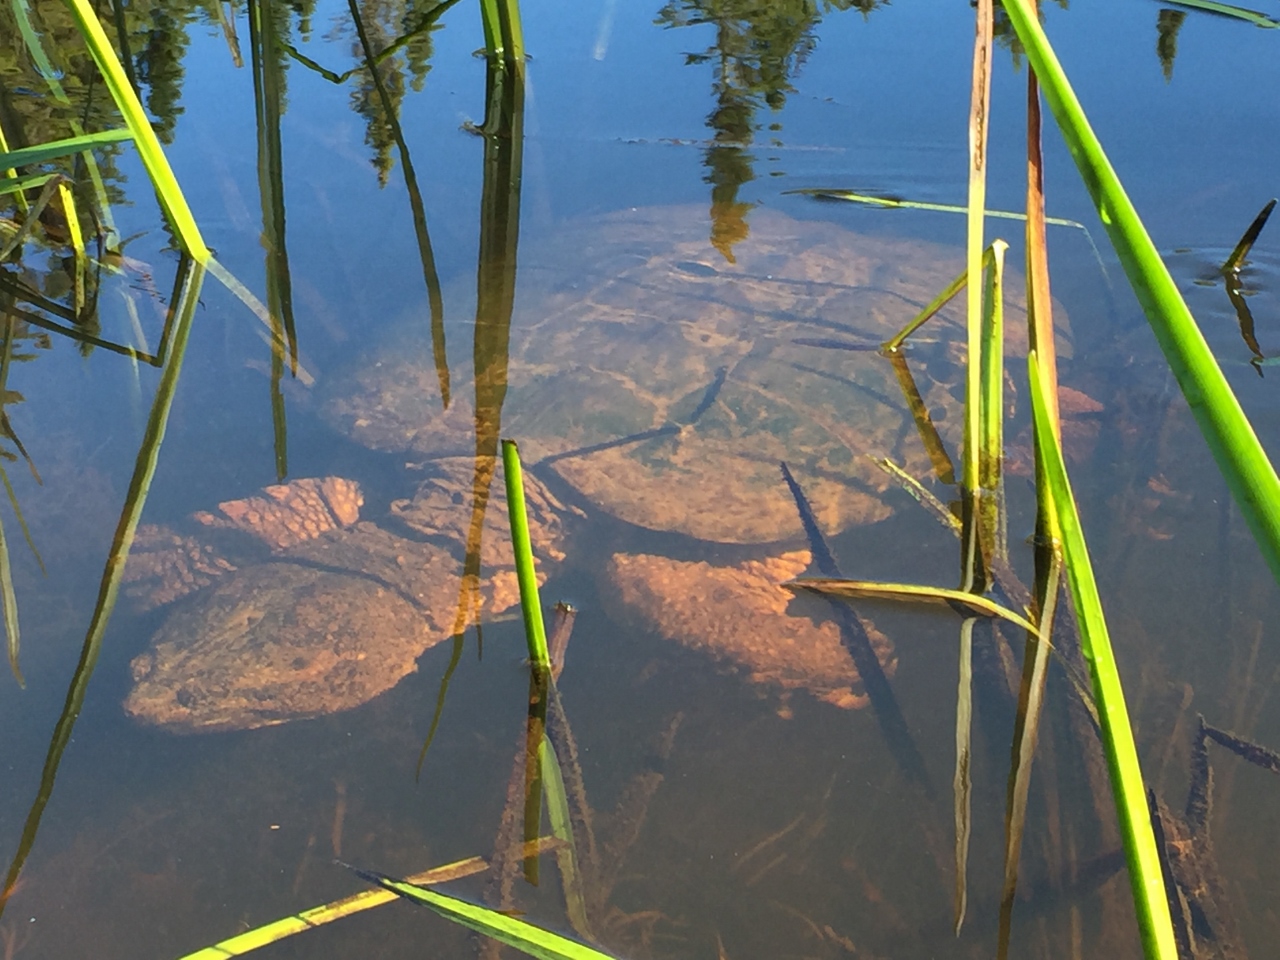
[324,206,1067,544]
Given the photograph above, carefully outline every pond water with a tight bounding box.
[1,0,1279,957]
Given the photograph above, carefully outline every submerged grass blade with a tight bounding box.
[1222,197,1276,275]
[0,478,19,687]
[780,462,934,797]
[1162,0,1280,28]
[346,865,620,960]
[538,734,593,940]
[788,578,1038,635]
[884,350,956,484]
[784,188,1089,230]
[0,258,205,922]
[502,439,549,671]
[1027,350,1178,960]
[953,616,974,934]
[348,0,450,410]
[1001,0,1280,586]
[997,554,1061,960]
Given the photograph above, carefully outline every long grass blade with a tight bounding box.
[953,616,974,933]
[977,239,1007,567]
[175,855,494,959]
[1001,0,1280,586]
[1162,0,1280,28]
[60,0,209,261]
[0,478,19,688]
[503,439,549,670]
[997,554,1060,960]
[0,131,134,172]
[345,865,621,960]
[1222,197,1276,275]
[789,578,1038,634]
[538,734,593,940]
[780,462,934,797]
[1027,350,1178,960]
[0,258,205,923]
[883,350,956,484]
[348,0,450,410]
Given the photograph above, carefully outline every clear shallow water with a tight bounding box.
[1,1,1280,958]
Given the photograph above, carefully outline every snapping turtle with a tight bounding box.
[609,549,896,713]
[324,205,1066,544]
[123,459,577,732]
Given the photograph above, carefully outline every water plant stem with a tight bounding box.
[1001,0,1280,587]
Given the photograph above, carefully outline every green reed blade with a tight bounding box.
[1222,197,1276,275]
[0,172,57,198]
[0,131,134,173]
[882,256,968,352]
[479,0,524,65]
[502,440,549,671]
[1162,0,1280,28]
[1001,0,1280,587]
[60,0,209,261]
[347,865,621,960]
[953,616,974,933]
[1027,350,1178,960]
[788,578,1038,635]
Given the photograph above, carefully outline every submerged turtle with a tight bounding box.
[324,205,1066,544]
[322,205,1066,707]
[123,459,577,732]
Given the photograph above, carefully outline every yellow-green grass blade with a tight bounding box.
[882,254,968,352]
[1222,197,1276,276]
[0,172,58,198]
[348,866,622,960]
[964,0,993,498]
[1163,0,1280,28]
[1027,350,1177,960]
[58,181,86,316]
[1001,0,1280,587]
[0,131,134,172]
[60,0,209,261]
[788,578,1039,635]
[174,855,494,960]
[8,0,119,243]
[979,239,1006,493]
[502,439,549,671]
[785,188,1089,230]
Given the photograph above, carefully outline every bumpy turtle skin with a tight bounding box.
[609,548,897,711]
